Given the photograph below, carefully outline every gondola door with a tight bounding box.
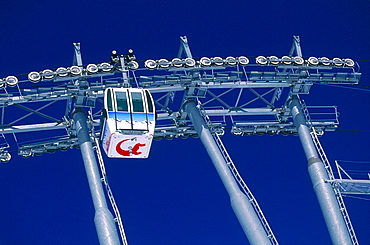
[128,89,148,131]
[114,89,132,130]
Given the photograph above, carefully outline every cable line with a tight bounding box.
[336,160,370,164]
[337,129,370,133]
[317,83,370,92]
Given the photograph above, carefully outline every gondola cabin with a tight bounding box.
[101,87,156,158]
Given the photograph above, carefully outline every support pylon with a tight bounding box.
[290,97,352,245]
[73,108,121,245]
[184,100,272,245]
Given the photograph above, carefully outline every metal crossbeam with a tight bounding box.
[203,89,233,109]
[239,88,277,108]
[12,102,62,124]
[248,88,275,108]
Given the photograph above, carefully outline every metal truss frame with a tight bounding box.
[0,36,363,245]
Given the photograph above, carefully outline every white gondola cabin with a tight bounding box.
[100,88,156,158]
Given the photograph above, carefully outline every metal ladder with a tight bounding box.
[198,104,279,245]
[301,101,358,245]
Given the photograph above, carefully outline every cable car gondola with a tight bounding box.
[100,87,156,158]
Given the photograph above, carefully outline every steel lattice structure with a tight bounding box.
[0,36,363,245]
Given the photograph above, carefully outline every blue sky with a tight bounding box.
[0,0,369,244]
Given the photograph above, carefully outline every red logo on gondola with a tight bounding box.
[116,139,146,156]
